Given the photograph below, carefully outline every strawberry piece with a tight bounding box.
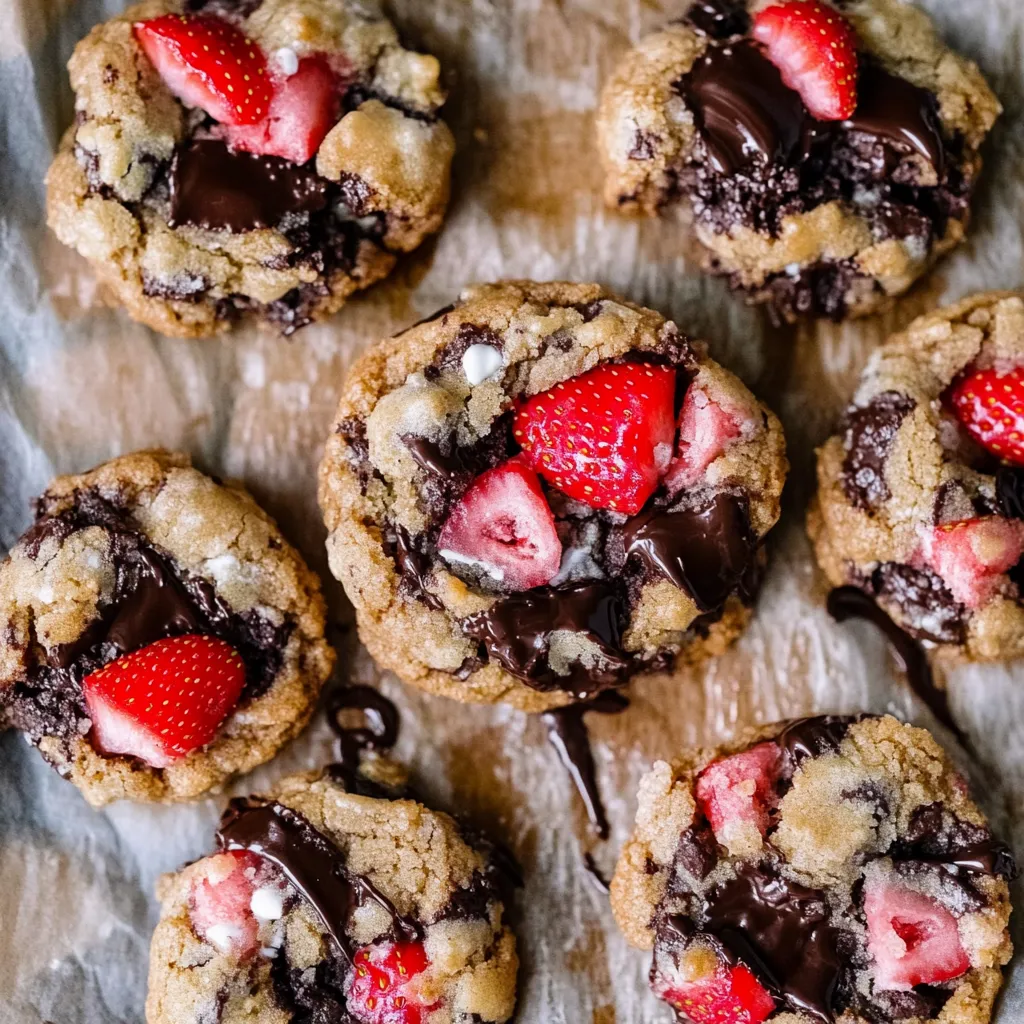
[514,363,676,515]
[189,851,262,960]
[134,14,272,126]
[665,384,744,493]
[83,635,245,768]
[220,56,339,163]
[437,460,561,590]
[752,1,859,121]
[658,963,775,1024]
[347,940,435,1024]
[864,881,970,991]
[695,742,782,845]
[920,517,1024,608]
[949,367,1024,465]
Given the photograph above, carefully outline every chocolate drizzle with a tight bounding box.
[701,862,843,1022]
[827,587,965,743]
[542,691,629,839]
[168,139,331,232]
[325,686,401,791]
[684,40,807,176]
[623,493,758,612]
[218,800,419,965]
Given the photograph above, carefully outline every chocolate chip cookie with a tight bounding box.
[597,0,1000,322]
[46,0,455,337]
[318,280,788,712]
[611,714,1016,1024]
[146,766,519,1024]
[0,450,334,805]
[810,291,1024,662]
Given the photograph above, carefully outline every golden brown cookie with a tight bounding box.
[611,714,1015,1024]
[318,280,788,712]
[597,0,1000,322]
[46,0,455,337]
[810,291,1024,662]
[146,766,519,1024]
[0,449,334,805]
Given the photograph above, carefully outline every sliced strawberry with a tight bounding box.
[514,363,676,515]
[347,940,435,1024]
[695,742,782,845]
[949,367,1024,465]
[83,635,245,768]
[189,851,262,960]
[658,962,775,1024]
[134,14,273,126]
[920,517,1024,608]
[220,56,338,163]
[864,880,970,991]
[752,1,859,121]
[437,460,561,590]
[665,384,744,493]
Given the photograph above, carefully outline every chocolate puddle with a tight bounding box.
[542,691,630,840]
[826,586,965,743]
[218,799,419,965]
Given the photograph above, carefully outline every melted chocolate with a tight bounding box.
[826,587,965,743]
[995,466,1024,521]
[218,800,419,964]
[684,40,807,175]
[671,821,720,881]
[403,435,465,480]
[542,691,629,840]
[776,715,857,767]
[870,563,966,645]
[392,526,444,611]
[841,392,917,511]
[702,862,842,1022]
[623,493,757,612]
[325,685,401,791]
[462,582,632,697]
[845,63,944,175]
[168,139,331,233]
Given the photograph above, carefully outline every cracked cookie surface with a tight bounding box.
[318,280,788,712]
[597,0,1000,322]
[0,449,334,804]
[611,714,1015,1024]
[810,291,1024,661]
[146,766,519,1024]
[46,0,455,337]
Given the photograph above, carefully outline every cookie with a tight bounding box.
[810,291,1024,662]
[610,714,1016,1024]
[46,0,455,338]
[146,766,519,1024]
[597,0,1000,323]
[0,449,334,805]
[318,280,788,712]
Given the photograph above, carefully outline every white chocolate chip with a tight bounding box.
[461,344,503,386]
[250,885,285,922]
[36,584,54,604]
[439,549,506,582]
[274,47,300,77]
[204,923,243,954]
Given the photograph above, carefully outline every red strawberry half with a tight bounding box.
[864,880,970,991]
[189,850,263,960]
[437,460,561,590]
[83,634,245,768]
[752,1,859,121]
[657,962,775,1024]
[347,940,436,1024]
[220,55,339,164]
[134,14,273,126]
[920,517,1024,608]
[695,742,782,846]
[514,362,676,515]
[665,383,744,493]
[949,366,1024,465]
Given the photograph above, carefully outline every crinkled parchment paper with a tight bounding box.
[0,0,1022,1021]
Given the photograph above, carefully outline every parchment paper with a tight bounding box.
[0,0,1022,1021]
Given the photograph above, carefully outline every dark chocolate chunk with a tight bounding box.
[841,392,917,511]
[168,139,331,233]
[622,493,757,612]
[870,563,966,645]
[390,526,444,611]
[776,715,857,767]
[995,466,1024,520]
[671,821,719,881]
